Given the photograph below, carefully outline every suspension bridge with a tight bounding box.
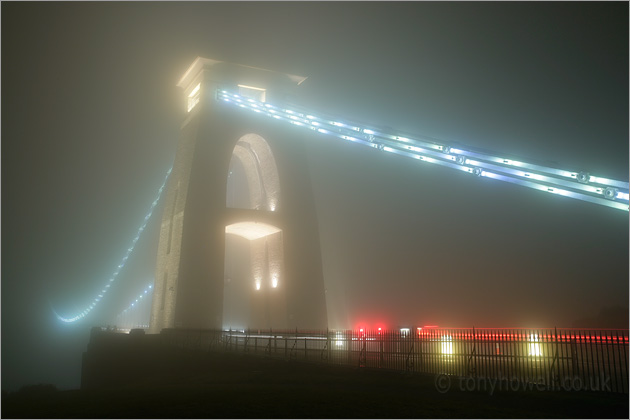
[51,57,629,332]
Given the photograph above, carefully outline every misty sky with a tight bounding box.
[2,2,628,391]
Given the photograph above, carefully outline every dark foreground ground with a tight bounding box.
[3,349,628,418]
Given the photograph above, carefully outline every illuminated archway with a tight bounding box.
[224,222,286,330]
[226,133,280,211]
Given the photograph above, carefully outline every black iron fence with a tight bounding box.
[159,327,629,394]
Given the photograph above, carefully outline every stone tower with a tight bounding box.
[149,58,327,332]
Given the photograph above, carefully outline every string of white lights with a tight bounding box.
[52,167,172,323]
[217,90,629,212]
[115,283,153,326]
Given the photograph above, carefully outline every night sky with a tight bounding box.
[2,2,628,391]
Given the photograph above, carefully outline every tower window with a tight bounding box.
[187,83,201,112]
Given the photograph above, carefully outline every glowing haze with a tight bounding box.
[2,2,627,392]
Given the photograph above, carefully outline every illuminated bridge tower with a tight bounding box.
[149,58,327,333]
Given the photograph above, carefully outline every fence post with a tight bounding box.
[379,329,384,367]
[328,328,332,363]
[468,326,477,376]
[347,330,352,366]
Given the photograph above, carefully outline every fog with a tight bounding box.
[2,2,627,391]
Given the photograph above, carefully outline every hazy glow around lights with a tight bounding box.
[442,335,453,355]
[187,83,201,112]
[528,334,542,356]
[226,222,281,241]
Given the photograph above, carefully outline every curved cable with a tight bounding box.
[52,167,172,323]
[115,283,154,328]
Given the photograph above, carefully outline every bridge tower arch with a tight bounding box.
[149,58,327,333]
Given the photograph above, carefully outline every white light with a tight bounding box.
[335,331,343,347]
[272,276,278,288]
[255,280,261,291]
[441,335,453,355]
[587,176,607,184]
[528,334,542,356]
[400,328,410,337]
[226,222,281,241]
[616,192,629,201]
[363,129,375,135]
[188,83,200,98]
[187,83,201,112]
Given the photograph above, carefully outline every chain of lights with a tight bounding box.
[217,90,629,212]
[115,283,153,326]
[52,167,172,323]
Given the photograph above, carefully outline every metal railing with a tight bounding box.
[159,327,629,394]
